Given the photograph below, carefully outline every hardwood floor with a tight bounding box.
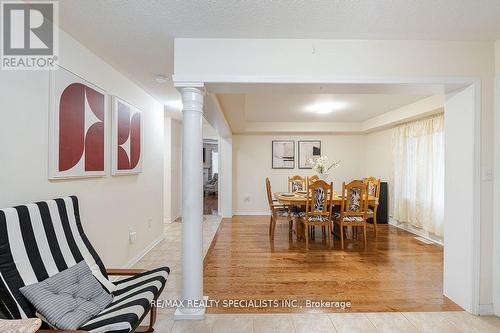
[203,194,218,215]
[203,216,461,313]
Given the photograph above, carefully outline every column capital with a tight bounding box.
[174,81,204,89]
[179,85,204,114]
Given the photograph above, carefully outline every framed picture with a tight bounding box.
[111,96,143,175]
[49,66,108,179]
[272,140,295,169]
[298,140,321,169]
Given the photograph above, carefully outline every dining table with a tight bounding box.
[274,191,378,206]
[274,191,379,241]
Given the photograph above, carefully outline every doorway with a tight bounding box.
[202,80,481,314]
[203,119,219,216]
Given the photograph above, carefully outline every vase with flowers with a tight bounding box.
[308,156,341,181]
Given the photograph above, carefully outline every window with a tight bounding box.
[392,114,445,237]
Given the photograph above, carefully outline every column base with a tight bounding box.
[173,296,208,320]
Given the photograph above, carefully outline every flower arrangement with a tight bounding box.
[308,156,341,175]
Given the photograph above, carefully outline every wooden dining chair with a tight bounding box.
[299,180,333,250]
[363,176,381,236]
[288,175,306,192]
[307,175,319,186]
[334,180,369,249]
[305,176,324,240]
[266,177,292,239]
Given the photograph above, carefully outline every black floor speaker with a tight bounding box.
[377,182,389,224]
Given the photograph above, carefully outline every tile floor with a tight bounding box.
[132,216,500,333]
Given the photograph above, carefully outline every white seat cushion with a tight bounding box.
[298,212,330,222]
[342,216,365,222]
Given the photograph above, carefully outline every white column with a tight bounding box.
[174,86,205,320]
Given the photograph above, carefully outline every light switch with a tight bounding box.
[129,229,137,244]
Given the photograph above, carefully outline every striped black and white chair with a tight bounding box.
[0,196,169,333]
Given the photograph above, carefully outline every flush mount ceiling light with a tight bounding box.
[304,101,349,114]
[155,74,169,83]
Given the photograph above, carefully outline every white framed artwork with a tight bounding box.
[298,140,321,169]
[272,140,295,169]
[49,66,108,179]
[111,96,143,175]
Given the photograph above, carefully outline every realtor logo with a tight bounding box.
[1,0,58,69]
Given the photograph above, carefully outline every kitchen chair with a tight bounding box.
[288,175,306,192]
[299,180,333,250]
[306,175,319,186]
[363,176,381,236]
[334,180,369,249]
[266,178,293,239]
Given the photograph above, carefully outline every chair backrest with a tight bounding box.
[341,180,368,217]
[0,196,107,319]
[288,175,305,192]
[363,176,380,198]
[265,178,274,209]
[209,173,219,185]
[305,180,333,218]
[307,175,319,186]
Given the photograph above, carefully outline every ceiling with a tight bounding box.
[217,93,431,132]
[59,0,500,107]
[242,94,429,122]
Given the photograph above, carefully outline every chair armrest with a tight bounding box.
[106,268,147,276]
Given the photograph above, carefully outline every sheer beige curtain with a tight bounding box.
[392,114,445,237]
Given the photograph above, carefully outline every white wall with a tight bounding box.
[164,117,182,222]
[164,117,172,222]
[364,128,393,183]
[0,31,165,268]
[219,136,233,217]
[364,128,393,218]
[496,41,500,75]
[494,41,500,315]
[203,118,219,140]
[444,86,478,313]
[233,134,366,214]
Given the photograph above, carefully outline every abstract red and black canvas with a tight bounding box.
[49,67,108,179]
[111,97,142,175]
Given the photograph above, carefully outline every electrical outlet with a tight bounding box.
[244,195,250,202]
[148,218,152,228]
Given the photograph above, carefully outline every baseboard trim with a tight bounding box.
[479,303,494,315]
[389,218,443,246]
[125,234,165,269]
[108,234,164,282]
[233,211,270,216]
